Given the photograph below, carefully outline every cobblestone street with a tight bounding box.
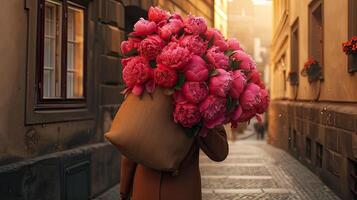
[95,135,341,200]
[200,137,341,200]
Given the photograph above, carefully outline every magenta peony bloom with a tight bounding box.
[247,69,266,89]
[157,41,191,70]
[158,18,184,40]
[183,55,209,82]
[239,83,261,111]
[138,35,165,60]
[182,82,209,104]
[148,6,170,24]
[122,56,153,88]
[121,37,141,55]
[227,38,243,51]
[133,18,157,36]
[153,64,178,88]
[174,102,201,128]
[206,46,229,70]
[199,95,227,128]
[256,88,269,114]
[237,108,257,122]
[231,50,256,71]
[231,105,243,122]
[180,35,208,56]
[230,70,247,99]
[184,15,207,35]
[205,28,228,51]
[121,57,131,69]
[209,69,233,97]
[173,90,187,104]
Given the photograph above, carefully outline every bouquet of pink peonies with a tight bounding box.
[119,7,269,137]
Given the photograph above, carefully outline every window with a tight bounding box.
[289,19,299,86]
[316,142,323,168]
[25,0,93,124]
[38,0,85,105]
[348,0,357,73]
[308,0,323,79]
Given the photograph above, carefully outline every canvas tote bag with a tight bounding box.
[105,88,194,172]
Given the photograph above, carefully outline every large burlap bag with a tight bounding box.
[105,88,194,172]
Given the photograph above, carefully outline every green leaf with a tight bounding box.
[122,48,138,57]
[209,69,220,77]
[207,37,215,49]
[230,59,241,70]
[224,49,236,57]
[201,54,209,63]
[174,72,185,90]
[149,60,157,69]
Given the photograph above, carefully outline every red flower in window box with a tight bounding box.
[301,57,322,83]
[342,36,357,55]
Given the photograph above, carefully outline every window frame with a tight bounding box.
[348,0,357,73]
[289,18,299,86]
[37,0,87,109]
[308,0,324,80]
[25,0,94,124]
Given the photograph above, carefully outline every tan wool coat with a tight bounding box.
[119,126,229,200]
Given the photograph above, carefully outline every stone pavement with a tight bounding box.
[200,138,341,200]
[94,138,341,200]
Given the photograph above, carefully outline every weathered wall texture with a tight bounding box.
[270,1,357,199]
[271,0,357,102]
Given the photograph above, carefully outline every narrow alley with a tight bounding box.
[200,136,341,200]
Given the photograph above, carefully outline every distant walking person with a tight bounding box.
[254,122,265,140]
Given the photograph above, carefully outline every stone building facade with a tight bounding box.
[269,0,357,199]
[0,0,214,199]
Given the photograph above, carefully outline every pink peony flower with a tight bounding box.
[230,70,247,99]
[121,57,131,69]
[227,38,244,51]
[182,82,209,104]
[248,69,261,83]
[121,37,141,55]
[157,41,191,70]
[231,105,243,122]
[256,88,269,114]
[205,28,228,51]
[148,7,170,24]
[231,50,256,71]
[237,108,257,122]
[247,70,266,89]
[158,18,184,40]
[184,15,207,35]
[122,56,153,88]
[171,13,184,21]
[133,18,157,36]
[183,55,209,82]
[174,102,201,128]
[180,35,208,56]
[138,35,165,60]
[209,69,233,97]
[173,90,187,104]
[199,95,227,128]
[239,83,261,111]
[206,46,229,70]
[153,64,178,88]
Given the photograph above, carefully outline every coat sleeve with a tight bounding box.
[120,155,137,199]
[197,126,229,162]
